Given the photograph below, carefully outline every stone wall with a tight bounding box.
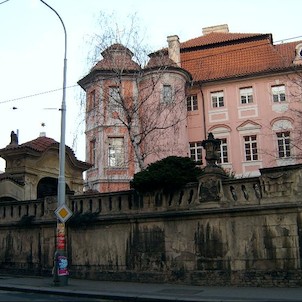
[1,164,302,286]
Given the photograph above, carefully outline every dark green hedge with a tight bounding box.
[130,156,202,193]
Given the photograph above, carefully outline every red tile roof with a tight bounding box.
[0,136,58,152]
[91,43,141,72]
[0,136,91,169]
[146,50,179,69]
[20,136,58,152]
[179,32,301,82]
[180,32,269,49]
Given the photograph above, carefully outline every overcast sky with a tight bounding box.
[0,0,301,171]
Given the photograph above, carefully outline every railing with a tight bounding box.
[0,199,45,222]
[1,166,301,225]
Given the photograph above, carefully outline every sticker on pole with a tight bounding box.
[55,205,73,223]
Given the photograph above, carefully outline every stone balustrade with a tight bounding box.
[1,164,301,225]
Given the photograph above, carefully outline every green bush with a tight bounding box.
[130,156,202,193]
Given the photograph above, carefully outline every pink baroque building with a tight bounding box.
[181,24,302,177]
[79,24,302,192]
[78,44,190,192]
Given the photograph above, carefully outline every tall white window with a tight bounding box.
[217,138,228,164]
[272,85,286,102]
[211,91,224,108]
[244,135,258,161]
[108,86,122,112]
[240,87,253,104]
[108,137,124,167]
[187,95,198,111]
[109,86,120,101]
[162,85,172,103]
[189,142,202,162]
[277,131,291,158]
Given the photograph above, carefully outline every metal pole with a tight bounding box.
[40,0,68,286]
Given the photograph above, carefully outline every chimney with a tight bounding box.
[202,24,229,35]
[167,35,181,67]
[39,132,46,137]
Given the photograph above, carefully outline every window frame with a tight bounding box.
[217,138,228,164]
[189,141,202,163]
[109,86,120,101]
[88,90,96,111]
[89,139,96,167]
[108,137,125,168]
[211,91,224,108]
[187,95,198,111]
[108,86,122,113]
[271,85,286,103]
[244,135,258,161]
[240,87,253,104]
[162,84,173,103]
[276,131,291,158]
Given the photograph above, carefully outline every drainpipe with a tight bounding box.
[199,83,207,139]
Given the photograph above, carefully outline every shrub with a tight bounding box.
[130,156,202,193]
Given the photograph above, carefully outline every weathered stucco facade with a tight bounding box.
[1,163,302,286]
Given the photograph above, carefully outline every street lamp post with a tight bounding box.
[40,0,68,286]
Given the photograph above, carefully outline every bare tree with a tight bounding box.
[79,12,190,177]
[284,68,302,158]
[255,67,302,166]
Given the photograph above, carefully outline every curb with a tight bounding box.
[0,284,212,302]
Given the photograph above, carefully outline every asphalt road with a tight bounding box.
[0,290,122,302]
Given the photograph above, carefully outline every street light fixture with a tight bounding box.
[39,0,68,286]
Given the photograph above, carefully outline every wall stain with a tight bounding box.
[297,213,302,263]
[126,223,166,271]
[194,222,229,270]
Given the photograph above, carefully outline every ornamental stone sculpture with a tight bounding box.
[201,132,221,166]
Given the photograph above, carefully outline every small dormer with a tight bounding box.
[293,43,302,65]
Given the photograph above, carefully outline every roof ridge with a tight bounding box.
[180,32,271,50]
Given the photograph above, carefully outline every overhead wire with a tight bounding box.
[0,85,78,105]
[0,0,10,5]
[275,36,302,43]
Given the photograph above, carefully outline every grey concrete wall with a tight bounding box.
[68,203,302,286]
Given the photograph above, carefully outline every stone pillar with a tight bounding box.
[198,133,227,203]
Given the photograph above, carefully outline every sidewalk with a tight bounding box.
[0,274,302,301]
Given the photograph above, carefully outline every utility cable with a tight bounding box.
[0,84,78,105]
